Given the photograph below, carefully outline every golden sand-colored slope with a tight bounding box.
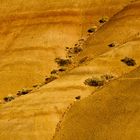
[1,38,140,140]
[73,0,140,64]
[0,0,131,98]
[53,67,140,140]
[0,0,140,140]
[0,1,140,138]
[0,38,140,140]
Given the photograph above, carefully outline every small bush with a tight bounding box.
[66,46,83,56]
[17,89,32,96]
[87,26,97,33]
[99,17,109,23]
[108,42,116,48]
[78,39,85,42]
[58,68,66,72]
[55,58,71,66]
[51,69,58,75]
[84,77,104,87]
[121,57,136,66]
[68,55,72,58]
[101,74,114,81]
[75,96,81,100]
[33,84,38,88]
[3,95,15,102]
[73,46,83,54]
[45,76,57,84]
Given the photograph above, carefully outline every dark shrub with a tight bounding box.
[66,46,83,57]
[84,77,104,87]
[68,55,72,58]
[3,95,14,102]
[99,17,108,23]
[51,69,58,74]
[55,58,71,66]
[75,96,81,100]
[121,57,136,66]
[45,76,57,84]
[87,27,97,33]
[78,39,85,42]
[17,89,32,96]
[58,68,66,72]
[108,42,116,48]
[73,46,83,54]
[101,74,114,81]
[33,84,38,88]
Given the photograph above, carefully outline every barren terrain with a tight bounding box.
[0,0,140,140]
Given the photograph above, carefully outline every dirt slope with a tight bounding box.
[53,67,140,140]
[0,21,140,140]
[0,0,140,140]
[0,0,131,98]
[73,0,140,65]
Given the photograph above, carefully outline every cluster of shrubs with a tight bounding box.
[84,74,114,87]
[84,77,104,87]
[101,74,114,81]
[3,95,15,102]
[45,76,57,84]
[17,88,32,96]
[121,57,136,66]
[66,46,83,58]
[55,58,71,66]
[51,67,67,75]
[2,88,33,103]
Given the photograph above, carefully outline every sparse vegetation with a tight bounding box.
[87,26,97,33]
[17,88,32,96]
[66,46,83,56]
[3,95,15,102]
[75,96,81,100]
[99,17,109,23]
[84,77,104,87]
[45,76,57,84]
[84,74,114,87]
[33,84,38,88]
[78,39,85,42]
[108,42,116,48]
[101,74,114,81]
[73,46,83,54]
[55,58,71,66]
[58,67,66,72]
[51,69,58,75]
[121,57,136,66]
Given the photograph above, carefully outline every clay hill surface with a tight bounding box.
[0,0,132,98]
[0,0,140,140]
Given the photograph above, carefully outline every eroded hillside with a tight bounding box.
[0,0,131,98]
[53,67,140,140]
[0,0,140,140]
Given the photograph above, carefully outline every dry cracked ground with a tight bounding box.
[0,0,140,140]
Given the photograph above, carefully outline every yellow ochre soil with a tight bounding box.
[0,0,140,140]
